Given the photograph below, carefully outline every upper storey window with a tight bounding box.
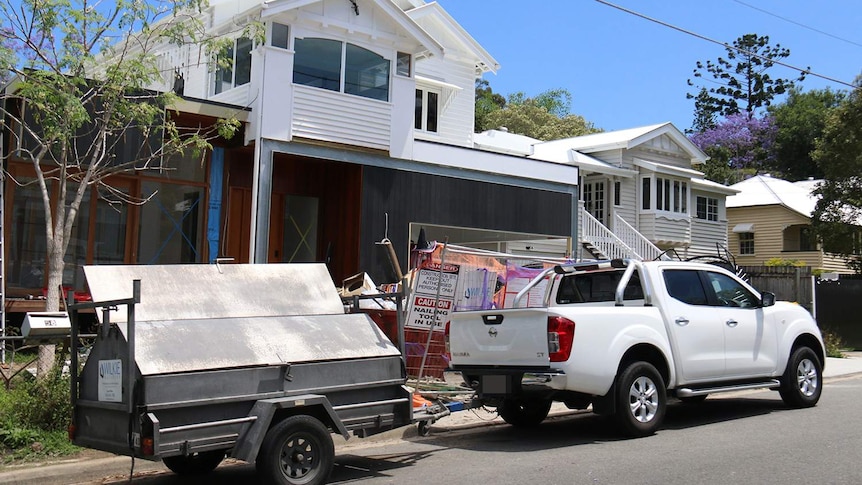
[293,38,390,102]
[213,37,252,95]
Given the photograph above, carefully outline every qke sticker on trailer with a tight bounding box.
[98,359,123,402]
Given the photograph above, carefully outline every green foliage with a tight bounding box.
[811,78,862,273]
[482,88,601,141]
[688,34,805,120]
[768,87,845,181]
[821,328,847,358]
[764,257,806,267]
[0,364,77,461]
[474,78,506,133]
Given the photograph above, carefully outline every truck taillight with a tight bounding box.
[142,437,155,456]
[548,316,575,362]
[444,321,451,355]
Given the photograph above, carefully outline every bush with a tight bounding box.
[821,328,846,358]
[0,358,76,461]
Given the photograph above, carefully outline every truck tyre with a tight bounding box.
[257,415,334,485]
[779,346,822,408]
[162,450,224,475]
[498,398,552,427]
[614,361,666,437]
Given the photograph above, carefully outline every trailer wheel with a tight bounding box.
[257,415,334,485]
[162,450,224,475]
[498,398,552,427]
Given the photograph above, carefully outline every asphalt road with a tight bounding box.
[22,373,859,485]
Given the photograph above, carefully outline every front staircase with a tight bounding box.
[579,205,664,261]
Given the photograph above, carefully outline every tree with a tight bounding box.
[0,0,241,373]
[688,34,806,121]
[483,88,601,140]
[767,87,845,181]
[474,78,506,133]
[689,113,777,184]
[811,80,862,272]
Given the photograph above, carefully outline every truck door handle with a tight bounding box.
[726,319,739,327]
[482,314,504,325]
[675,317,689,326]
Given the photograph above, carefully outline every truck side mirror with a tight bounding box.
[761,292,775,307]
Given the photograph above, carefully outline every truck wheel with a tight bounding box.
[779,346,822,408]
[257,415,334,485]
[162,450,224,475]
[498,399,552,427]
[614,361,666,437]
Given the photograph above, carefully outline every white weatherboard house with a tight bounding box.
[480,123,739,261]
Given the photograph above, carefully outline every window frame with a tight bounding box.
[696,195,719,222]
[739,232,755,255]
[293,37,391,102]
[212,36,254,95]
[414,87,440,133]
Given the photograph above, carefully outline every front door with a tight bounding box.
[583,179,606,225]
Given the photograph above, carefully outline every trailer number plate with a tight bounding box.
[481,375,509,394]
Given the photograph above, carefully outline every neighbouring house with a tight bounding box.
[480,123,739,261]
[725,174,853,272]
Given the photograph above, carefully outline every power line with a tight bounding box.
[732,0,862,49]
[594,0,857,90]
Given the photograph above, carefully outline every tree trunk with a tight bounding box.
[36,245,66,378]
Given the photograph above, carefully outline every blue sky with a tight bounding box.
[435,0,862,132]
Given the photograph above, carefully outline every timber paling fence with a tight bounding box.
[740,265,813,312]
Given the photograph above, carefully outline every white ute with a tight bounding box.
[446,259,825,437]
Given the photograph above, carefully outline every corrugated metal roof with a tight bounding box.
[726,175,817,217]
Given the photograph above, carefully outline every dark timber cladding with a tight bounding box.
[360,166,573,282]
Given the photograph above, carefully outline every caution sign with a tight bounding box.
[406,262,460,331]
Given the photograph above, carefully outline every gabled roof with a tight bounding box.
[535,122,708,164]
[726,175,816,217]
[405,1,499,74]
[260,0,444,58]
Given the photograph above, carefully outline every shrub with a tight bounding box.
[821,328,846,358]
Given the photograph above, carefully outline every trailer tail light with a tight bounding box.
[141,413,156,456]
[444,321,451,354]
[142,437,155,456]
[548,316,575,362]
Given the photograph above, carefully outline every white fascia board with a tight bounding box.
[262,0,443,58]
[407,2,499,73]
[414,141,578,186]
[691,178,740,196]
[634,158,703,178]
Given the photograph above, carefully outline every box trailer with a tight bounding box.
[69,263,416,485]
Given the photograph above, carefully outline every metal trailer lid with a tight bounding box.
[84,263,345,324]
[132,313,400,375]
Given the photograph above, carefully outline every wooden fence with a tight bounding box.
[741,265,813,312]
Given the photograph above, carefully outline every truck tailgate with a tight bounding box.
[449,308,550,368]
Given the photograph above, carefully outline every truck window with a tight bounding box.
[663,270,708,306]
[556,271,643,304]
[704,271,759,308]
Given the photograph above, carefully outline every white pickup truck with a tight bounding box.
[446,259,825,437]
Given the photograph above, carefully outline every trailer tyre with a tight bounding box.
[498,398,552,427]
[162,450,224,475]
[257,415,334,485]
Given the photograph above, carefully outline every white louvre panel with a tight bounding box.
[292,85,390,150]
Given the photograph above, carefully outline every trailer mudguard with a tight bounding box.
[232,394,348,463]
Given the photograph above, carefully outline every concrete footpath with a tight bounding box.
[1,352,860,484]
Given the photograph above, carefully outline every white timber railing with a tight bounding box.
[612,213,666,261]
[578,205,641,260]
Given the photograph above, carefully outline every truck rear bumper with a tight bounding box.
[453,367,568,396]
